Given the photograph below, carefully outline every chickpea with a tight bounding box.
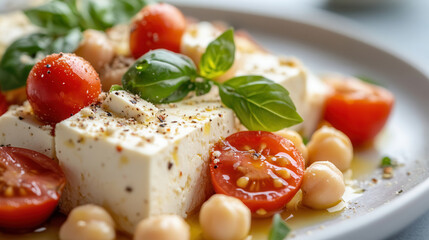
[307,126,353,171]
[200,194,251,240]
[276,129,308,163]
[301,161,345,209]
[75,30,115,72]
[133,215,190,240]
[59,204,115,240]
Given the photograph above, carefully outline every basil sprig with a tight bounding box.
[0,29,82,90]
[269,213,291,240]
[0,0,151,91]
[122,29,302,132]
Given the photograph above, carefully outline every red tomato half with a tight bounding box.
[323,78,394,146]
[130,3,186,59]
[0,147,66,230]
[0,92,8,116]
[210,131,305,217]
[26,53,101,125]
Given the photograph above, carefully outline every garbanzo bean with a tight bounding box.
[75,29,115,72]
[301,161,345,209]
[59,204,115,240]
[133,215,190,240]
[276,129,308,163]
[199,194,251,240]
[307,126,353,171]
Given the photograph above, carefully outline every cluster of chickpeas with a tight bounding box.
[59,125,353,240]
[59,194,251,240]
[277,126,353,209]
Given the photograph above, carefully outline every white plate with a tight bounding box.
[175,4,429,240]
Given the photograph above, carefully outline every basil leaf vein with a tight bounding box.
[219,75,303,131]
[199,28,235,79]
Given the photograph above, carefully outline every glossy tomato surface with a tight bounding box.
[0,147,66,230]
[130,3,186,59]
[323,78,394,146]
[210,131,305,217]
[26,53,101,124]
[0,92,8,116]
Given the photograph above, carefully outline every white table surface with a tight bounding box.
[169,0,429,239]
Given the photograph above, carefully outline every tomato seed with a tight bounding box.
[273,178,284,188]
[243,145,251,151]
[259,143,267,152]
[236,176,249,188]
[256,208,267,216]
[277,157,289,167]
[276,169,291,179]
[5,186,13,197]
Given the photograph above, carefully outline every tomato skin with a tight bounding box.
[26,53,101,125]
[0,147,66,230]
[0,92,8,116]
[323,78,394,146]
[130,3,186,59]
[210,131,305,216]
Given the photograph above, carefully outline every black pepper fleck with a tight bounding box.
[125,186,133,193]
[168,162,173,170]
[46,64,51,68]
[214,165,218,169]
[18,116,24,120]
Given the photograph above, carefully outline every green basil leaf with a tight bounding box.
[122,49,197,104]
[193,78,213,96]
[0,29,82,91]
[269,214,290,240]
[24,1,80,34]
[199,28,235,79]
[76,0,151,31]
[355,75,383,87]
[109,85,124,92]
[219,75,302,131]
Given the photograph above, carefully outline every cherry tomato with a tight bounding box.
[323,78,394,146]
[26,53,101,124]
[130,3,186,59]
[210,131,305,217]
[0,147,66,230]
[0,92,8,116]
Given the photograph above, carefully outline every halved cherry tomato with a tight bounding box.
[0,92,8,116]
[323,78,394,146]
[130,3,186,59]
[0,147,66,230]
[26,53,101,125]
[210,131,305,217]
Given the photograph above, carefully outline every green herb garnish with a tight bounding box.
[269,213,291,240]
[122,29,303,132]
[109,85,124,92]
[0,0,152,91]
[355,75,382,87]
[0,29,82,90]
[380,156,397,168]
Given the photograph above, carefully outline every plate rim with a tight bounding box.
[173,3,429,240]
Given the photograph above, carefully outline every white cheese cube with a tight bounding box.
[56,91,236,234]
[102,90,158,123]
[0,102,55,158]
